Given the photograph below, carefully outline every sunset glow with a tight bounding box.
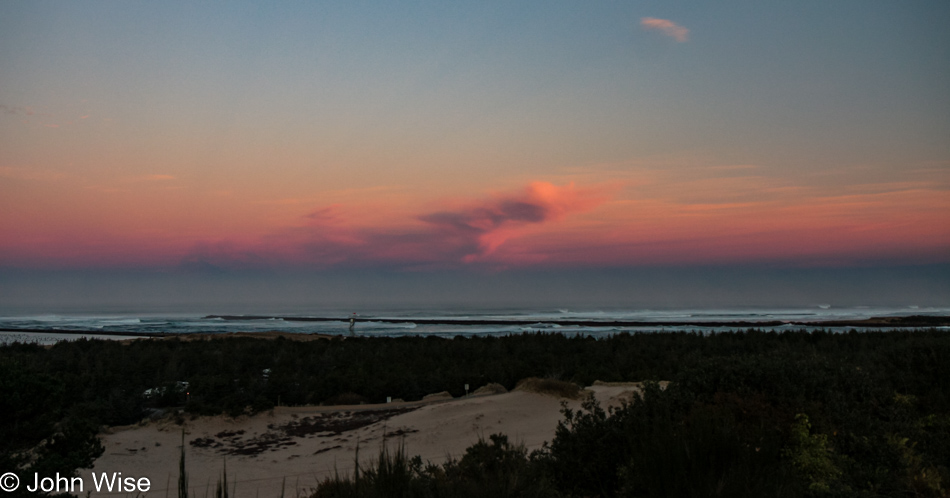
[1,1,948,280]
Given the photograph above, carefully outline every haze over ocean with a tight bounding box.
[2,2,948,314]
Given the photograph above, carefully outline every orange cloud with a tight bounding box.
[419,181,613,262]
[641,17,689,42]
[503,179,950,267]
[5,157,946,271]
[175,181,616,270]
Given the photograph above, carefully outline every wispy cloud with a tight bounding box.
[0,104,34,116]
[181,181,615,270]
[305,205,343,224]
[640,17,689,42]
[0,166,67,182]
[1,103,94,128]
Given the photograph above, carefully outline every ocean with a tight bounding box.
[1,305,947,345]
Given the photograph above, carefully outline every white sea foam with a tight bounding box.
[1,305,947,344]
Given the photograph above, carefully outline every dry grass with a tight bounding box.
[422,391,453,401]
[592,380,670,390]
[514,377,585,399]
[472,383,508,396]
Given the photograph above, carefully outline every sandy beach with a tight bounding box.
[78,383,650,497]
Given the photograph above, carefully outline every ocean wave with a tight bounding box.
[358,321,418,329]
[2,305,947,343]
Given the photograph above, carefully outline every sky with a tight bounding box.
[1,1,949,308]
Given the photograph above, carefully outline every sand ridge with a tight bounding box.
[80,384,646,497]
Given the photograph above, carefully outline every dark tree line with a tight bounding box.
[2,328,949,496]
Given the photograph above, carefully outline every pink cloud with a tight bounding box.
[180,182,615,270]
[419,182,611,261]
[305,205,343,224]
[640,17,689,42]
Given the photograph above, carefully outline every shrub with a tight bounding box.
[514,377,583,400]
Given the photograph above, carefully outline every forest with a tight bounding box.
[2,329,948,497]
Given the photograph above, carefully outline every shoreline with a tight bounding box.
[206,313,950,328]
[3,314,947,340]
[0,327,172,337]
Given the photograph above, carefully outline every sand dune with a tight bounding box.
[80,384,646,497]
